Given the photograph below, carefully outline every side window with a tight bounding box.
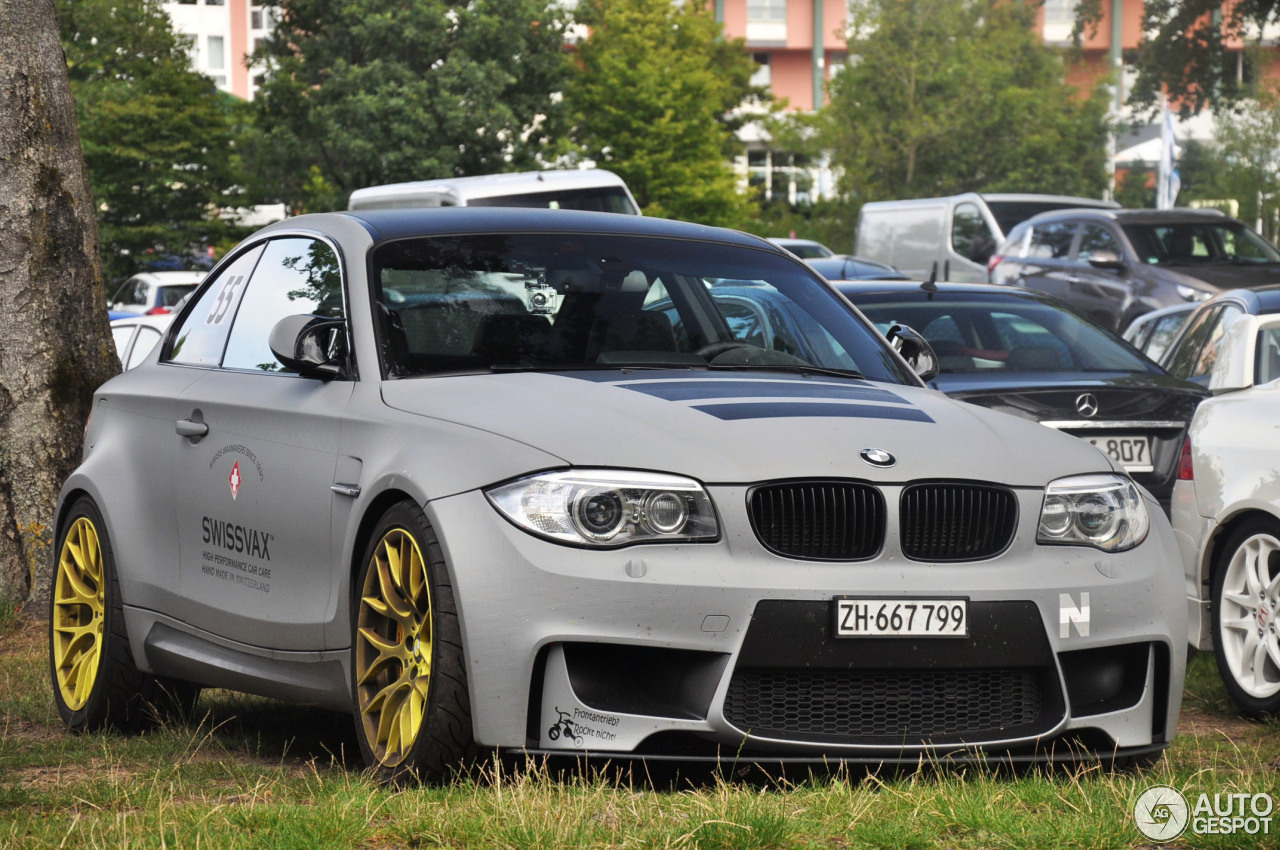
[1189,304,1244,380]
[1144,314,1189,362]
[951,203,996,263]
[126,326,163,369]
[1257,327,1280,385]
[111,326,135,361]
[714,296,769,347]
[1076,225,1121,264]
[1027,222,1076,260]
[167,244,265,366]
[222,238,346,373]
[1165,306,1222,378]
[112,278,145,307]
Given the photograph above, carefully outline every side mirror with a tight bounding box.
[1087,250,1126,272]
[268,314,347,380]
[886,323,940,383]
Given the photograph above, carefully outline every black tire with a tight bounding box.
[1211,516,1280,718]
[49,497,200,732]
[351,500,475,783]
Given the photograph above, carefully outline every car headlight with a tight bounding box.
[1176,284,1213,302]
[1037,474,1149,552]
[486,470,719,547]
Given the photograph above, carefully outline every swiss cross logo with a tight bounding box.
[229,461,241,500]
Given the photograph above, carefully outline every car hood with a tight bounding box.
[380,370,1113,486]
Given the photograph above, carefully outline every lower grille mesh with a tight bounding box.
[723,668,1043,742]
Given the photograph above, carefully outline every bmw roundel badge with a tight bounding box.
[860,448,896,468]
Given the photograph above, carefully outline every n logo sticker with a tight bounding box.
[1060,592,1090,638]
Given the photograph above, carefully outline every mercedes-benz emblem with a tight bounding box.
[1075,393,1099,418]
[860,448,896,467]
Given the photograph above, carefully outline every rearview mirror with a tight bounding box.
[268,314,347,380]
[886,323,940,383]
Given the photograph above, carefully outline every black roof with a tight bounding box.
[1017,207,1238,227]
[1200,283,1280,314]
[267,208,779,251]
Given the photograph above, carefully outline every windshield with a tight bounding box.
[986,201,1109,238]
[1122,220,1280,265]
[371,233,914,383]
[850,291,1161,374]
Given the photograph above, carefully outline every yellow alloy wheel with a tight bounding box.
[355,528,433,767]
[52,517,107,711]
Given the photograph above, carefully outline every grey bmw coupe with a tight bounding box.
[51,209,1184,780]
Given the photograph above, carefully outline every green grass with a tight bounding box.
[5,623,1280,849]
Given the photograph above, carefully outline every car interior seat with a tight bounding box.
[1006,345,1065,370]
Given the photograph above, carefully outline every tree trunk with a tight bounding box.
[0,0,119,611]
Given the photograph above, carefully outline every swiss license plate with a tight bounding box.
[834,598,969,638]
[1086,434,1154,472]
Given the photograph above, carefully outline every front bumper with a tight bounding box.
[430,484,1186,762]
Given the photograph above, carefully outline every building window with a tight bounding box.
[750,52,771,88]
[251,8,263,29]
[1042,0,1078,44]
[208,35,225,71]
[748,0,786,23]
[205,0,225,6]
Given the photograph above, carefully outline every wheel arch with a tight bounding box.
[348,487,422,588]
[1203,508,1280,585]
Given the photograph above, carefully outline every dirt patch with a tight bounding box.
[1177,708,1260,742]
[1,617,43,656]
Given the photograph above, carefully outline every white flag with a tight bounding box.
[1158,104,1181,209]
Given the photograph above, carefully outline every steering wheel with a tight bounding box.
[695,340,756,359]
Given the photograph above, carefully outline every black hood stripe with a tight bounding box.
[621,379,904,404]
[694,401,934,423]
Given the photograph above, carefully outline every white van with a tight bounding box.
[348,169,641,215]
[854,193,1118,282]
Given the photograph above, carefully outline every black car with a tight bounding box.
[807,255,909,281]
[834,280,1209,512]
[989,208,1280,334]
[1159,283,1280,386]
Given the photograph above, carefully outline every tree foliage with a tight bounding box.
[565,0,766,226]
[823,0,1110,203]
[1076,0,1280,117]
[57,0,249,281]
[249,0,571,213]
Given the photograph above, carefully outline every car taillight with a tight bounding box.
[1177,436,1194,480]
[146,306,171,315]
[987,254,1004,273]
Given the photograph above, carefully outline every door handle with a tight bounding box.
[175,419,208,438]
[1065,275,1081,285]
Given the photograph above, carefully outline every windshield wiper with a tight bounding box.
[704,363,865,380]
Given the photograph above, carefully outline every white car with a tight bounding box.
[1174,311,1280,715]
[107,270,206,316]
[109,314,173,370]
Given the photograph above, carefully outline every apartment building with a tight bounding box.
[162,0,275,100]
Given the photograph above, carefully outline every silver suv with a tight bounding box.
[989,208,1280,333]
